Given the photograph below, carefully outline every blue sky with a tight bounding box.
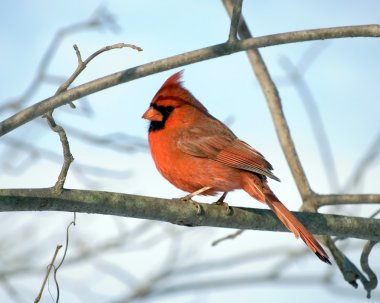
[0,1,379,302]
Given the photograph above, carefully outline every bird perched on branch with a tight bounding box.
[142,71,331,264]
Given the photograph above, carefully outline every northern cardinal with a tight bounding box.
[142,71,330,264]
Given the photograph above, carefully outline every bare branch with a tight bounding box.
[53,213,76,303]
[0,188,379,242]
[212,229,244,246]
[321,235,378,296]
[34,245,62,303]
[60,127,148,153]
[129,274,333,300]
[360,241,378,298]
[322,236,364,288]
[45,112,74,194]
[343,132,380,191]
[1,24,379,137]
[56,43,142,95]
[278,56,339,191]
[227,0,243,42]
[1,136,133,179]
[314,193,380,207]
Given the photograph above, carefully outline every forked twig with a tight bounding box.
[45,42,142,193]
[57,43,142,96]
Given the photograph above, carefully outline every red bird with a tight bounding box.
[142,71,330,264]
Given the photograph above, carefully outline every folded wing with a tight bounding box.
[177,121,280,181]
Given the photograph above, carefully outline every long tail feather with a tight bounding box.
[265,196,331,264]
[241,173,331,264]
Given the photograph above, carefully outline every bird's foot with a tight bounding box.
[180,186,211,216]
[180,196,202,215]
[212,192,232,215]
[213,200,232,215]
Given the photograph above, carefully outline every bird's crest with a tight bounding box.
[153,70,209,114]
[161,70,184,88]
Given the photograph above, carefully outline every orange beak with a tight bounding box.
[142,107,163,121]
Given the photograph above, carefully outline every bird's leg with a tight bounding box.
[182,186,212,201]
[213,192,231,215]
[181,186,211,215]
[215,192,228,204]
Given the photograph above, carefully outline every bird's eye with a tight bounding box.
[164,106,174,114]
[152,104,175,117]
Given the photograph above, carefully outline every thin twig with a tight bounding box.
[278,56,340,192]
[45,112,74,194]
[342,132,380,192]
[53,213,76,303]
[228,0,243,42]
[370,208,380,218]
[1,136,136,177]
[56,43,142,95]
[212,229,245,246]
[34,245,62,303]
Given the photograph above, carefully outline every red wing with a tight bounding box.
[216,139,280,181]
[177,123,280,181]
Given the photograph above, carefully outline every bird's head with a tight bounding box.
[142,71,209,132]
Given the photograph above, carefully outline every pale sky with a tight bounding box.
[0,1,379,302]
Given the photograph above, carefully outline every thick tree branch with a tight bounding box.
[1,24,379,137]
[0,188,379,242]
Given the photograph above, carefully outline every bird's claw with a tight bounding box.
[213,200,232,215]
[181,196,202,215]
[212,192,231,215]
[181,193,193,202]
[179,186,211,216]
